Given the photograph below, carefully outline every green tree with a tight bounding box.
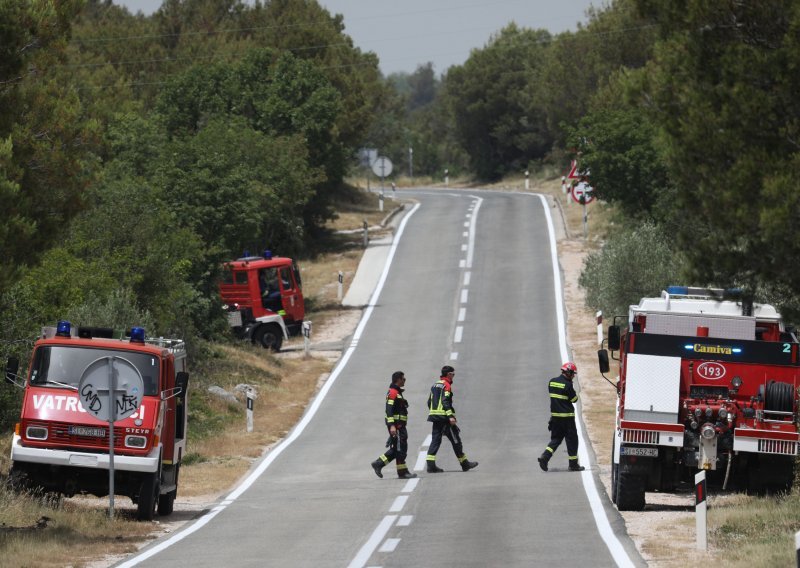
[579,221,685,317]
[0,0,99,296]
[444,24,554,180]
[631,0,800,316]
[567,107,668,217]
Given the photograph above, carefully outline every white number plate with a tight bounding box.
[227,311,243,327]
[69,426,106,437]
[620,446,658,457]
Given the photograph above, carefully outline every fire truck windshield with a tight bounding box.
[29,346,160,396]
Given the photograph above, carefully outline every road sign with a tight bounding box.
[371,156,393,178]
[572,181,595,204]
[568,160,590,180]
[79,356,144,423]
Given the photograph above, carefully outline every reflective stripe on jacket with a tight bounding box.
[385,383,408,425]
[427,378,454,422]
[549,373,578,418]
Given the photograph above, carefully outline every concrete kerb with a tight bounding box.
[342,202,408,307]
[281,202,410,353]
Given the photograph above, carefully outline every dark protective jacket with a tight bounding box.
[427,377,454,422]
[385,382,408,426]
[549,373,578,418]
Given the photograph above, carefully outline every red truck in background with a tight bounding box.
[5,321,189,520]
[599,286,800,511]
[220,250,305,352]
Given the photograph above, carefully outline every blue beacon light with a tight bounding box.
[130,327,146,343]
[56,320,72,337]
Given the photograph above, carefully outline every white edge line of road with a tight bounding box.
[116,202,423,568]
[538,192,635,568]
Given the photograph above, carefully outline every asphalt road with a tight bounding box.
[120,189,643,568]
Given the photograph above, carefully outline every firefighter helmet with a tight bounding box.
[561,361,577,374]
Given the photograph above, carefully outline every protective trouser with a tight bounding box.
[379,425,409,469]
[427,421,464,461]
[544,417,579,463]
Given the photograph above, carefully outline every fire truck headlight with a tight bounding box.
[26,426,48,440]
[718,408,727,420]
[705,407,713,418]
[731,376,742,389]
[701,424,716,440]
[125,435,147,448]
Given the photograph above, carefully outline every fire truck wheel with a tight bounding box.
[137,472,160,521]
[158,465,178,516]
[615,471,645,511]
[610,437,618,505]
[255,324,283,352]
[158,491,175,516]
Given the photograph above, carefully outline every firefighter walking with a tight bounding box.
[538,362,586,472]
[371,371,417,479]
[426,366,478,473]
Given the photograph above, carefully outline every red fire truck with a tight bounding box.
[219,250,305,352]
[599,286,800,510]
[5,321,189,520]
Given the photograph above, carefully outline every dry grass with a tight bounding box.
[0,484,154,568]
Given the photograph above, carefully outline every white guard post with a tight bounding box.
[246,387,256,433]
[696,470,707,550]
[337,271,344,302]
[596,311,603,346]
[303,321,312,357]
[795,530,800,566]
[524,170,530,190]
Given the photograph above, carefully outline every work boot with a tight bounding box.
[426,461,444,473]
[568,463,586,472]
[371,459,384,478]
[397,469,418,479]
[537,453,549,472]
[461,460,479,472]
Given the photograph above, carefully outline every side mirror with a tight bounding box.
[607,325,621,351]
[598,349,610,374]
[175,371,189,397]
[5,356,19,385]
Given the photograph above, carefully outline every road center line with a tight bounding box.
[348,515,398,568]
[389,495,408,513]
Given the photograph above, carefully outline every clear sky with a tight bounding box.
[116,0,601,75]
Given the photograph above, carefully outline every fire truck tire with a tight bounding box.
[158,465,178,516]
[615,471,645,511]
[158,491,175,516]
[610,437,618,504]
[137,472,160,521]
[255,324,283,352]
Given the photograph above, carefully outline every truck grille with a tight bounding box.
[28,420,128,451]
[758,438,798,456]
[622,428,660,445]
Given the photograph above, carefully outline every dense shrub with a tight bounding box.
[579,221,685,319]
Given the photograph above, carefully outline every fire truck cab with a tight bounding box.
[220,251,304,352]
[5,322,189,520]
[599,286,800,510]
